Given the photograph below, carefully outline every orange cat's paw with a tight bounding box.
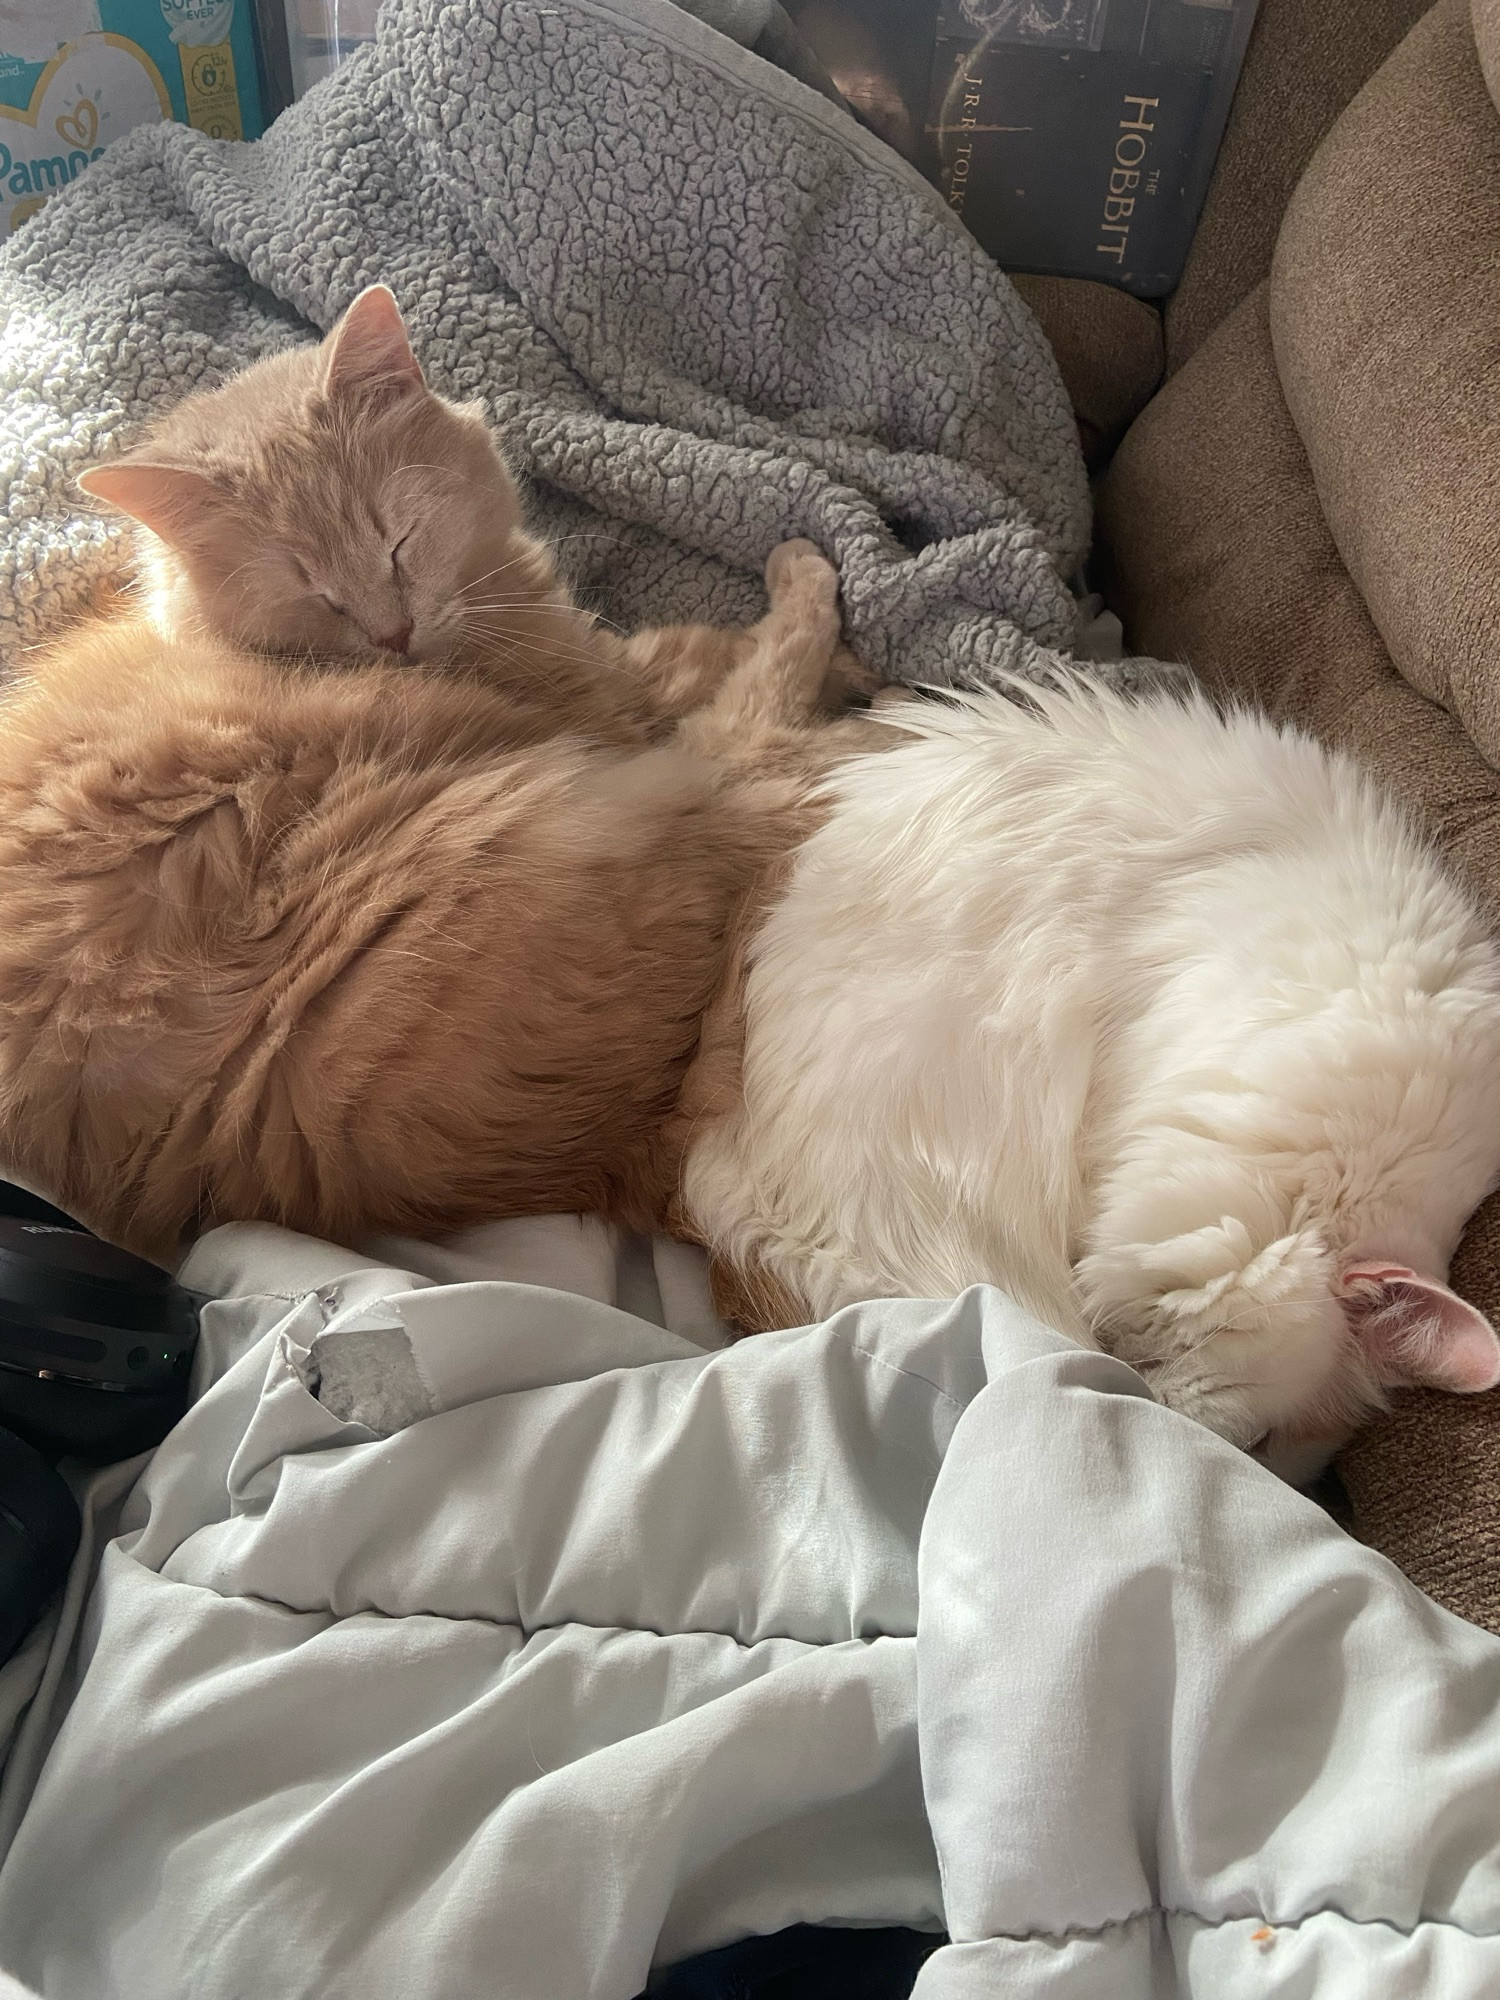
[764,537,838,613]
[820,641,882,711]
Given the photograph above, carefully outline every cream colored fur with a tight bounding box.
[681,681,1500,1465]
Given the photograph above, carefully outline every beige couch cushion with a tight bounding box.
[1008,275,1163,469]
[1164,0,1432,372]
[1097,283,1500,1635]
[1271,0,1500,767]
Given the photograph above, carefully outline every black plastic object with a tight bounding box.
[648,1925,945,1999]
[0,1426,80,1665]
[0,1184,81,1231]
[0,1186,202,1463]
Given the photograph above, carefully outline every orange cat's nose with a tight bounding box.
[375,621,413,657]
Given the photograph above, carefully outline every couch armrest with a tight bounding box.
[1164,0,1432,372]
[1271,0,1500,769]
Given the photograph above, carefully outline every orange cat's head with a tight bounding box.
[78,286,558,663]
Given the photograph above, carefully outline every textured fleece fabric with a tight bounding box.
[0,0,1142,696]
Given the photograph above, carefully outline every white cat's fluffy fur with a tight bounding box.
[682,680,1500,1470]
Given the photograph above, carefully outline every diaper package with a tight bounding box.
[0,0,265,238]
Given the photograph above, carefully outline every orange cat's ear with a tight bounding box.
[77,462,221,546]
[323,285,425,406]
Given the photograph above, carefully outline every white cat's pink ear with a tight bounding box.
[77,462,219,544]
[323,286,424,406]
[1340,1260,1500,1393]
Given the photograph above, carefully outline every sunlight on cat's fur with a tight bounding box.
[679,678,1500,1476]
[81,285,529,665]
[0,497,867,1262]
[80,285,858,743]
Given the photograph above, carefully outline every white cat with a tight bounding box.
[681,678,1500,1477]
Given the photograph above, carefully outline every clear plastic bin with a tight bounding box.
[251,0,379,114]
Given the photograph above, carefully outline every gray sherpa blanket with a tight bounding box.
[0,0,1133,690]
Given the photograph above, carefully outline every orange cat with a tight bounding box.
[79,285,858,744]
[0,290,880,1263]
[0,537,864,1265]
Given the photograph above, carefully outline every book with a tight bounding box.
[784,0,1261,296]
